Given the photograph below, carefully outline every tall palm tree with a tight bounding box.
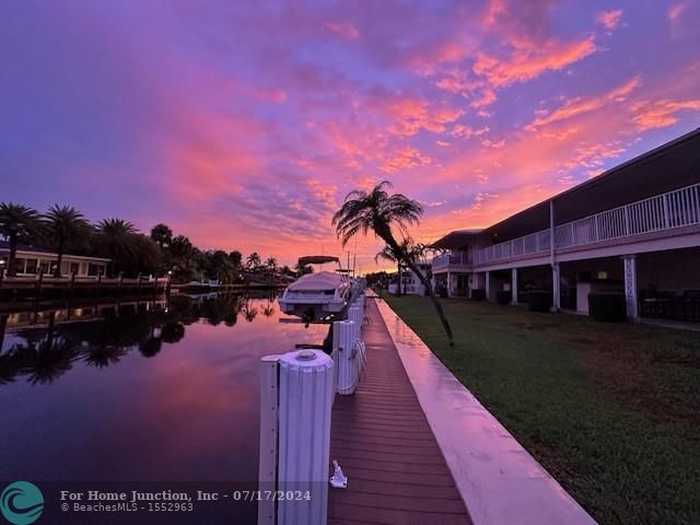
[43,205,89,277]
[150,223,173,250]
[0,203,42,276]
[96,218,138,275]
[333,181,454,344]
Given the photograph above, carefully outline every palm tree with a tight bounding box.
[96,218,138,275]
[43,205,89,277]
[265,256,278,272]
[333,181,454,344]
[169,235,195,276]
[0,203,42,276]
[375,242,408,295]
[246,252,261,270]
[150,223,173,250]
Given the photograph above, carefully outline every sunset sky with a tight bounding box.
[1,0,699,272]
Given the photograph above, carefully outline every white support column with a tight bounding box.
[485,271,491,302]
[551,263,560,312]
[511,268,518,305]
[623,255,638,320]
[447,270,451,297]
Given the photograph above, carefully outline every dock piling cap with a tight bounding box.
[278,348,333,369]
[296,349,317,361]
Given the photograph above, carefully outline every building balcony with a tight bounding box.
[431,251,473,273]
[473,182,700,268]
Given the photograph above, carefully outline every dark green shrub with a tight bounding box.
[528,290,552,312]
[471,289,486,301]
[496,290,512,305]
[588,292,626,322]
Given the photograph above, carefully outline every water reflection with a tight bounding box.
[0,292,280,386]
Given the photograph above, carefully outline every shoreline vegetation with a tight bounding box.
[0,202,307,286]
[383,293,700,525]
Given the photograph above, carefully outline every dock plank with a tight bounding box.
[328,299,472,525]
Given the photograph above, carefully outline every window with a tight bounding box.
[25,259,38,274]
[13,258,26,274]
[39,260,50,274]
[71,262,80,275]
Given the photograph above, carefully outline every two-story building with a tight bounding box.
[388,262,432,296]
[430,127,700,322]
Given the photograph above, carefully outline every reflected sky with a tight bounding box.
[0,294,329,484]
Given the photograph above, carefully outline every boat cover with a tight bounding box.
[287,271,347,291]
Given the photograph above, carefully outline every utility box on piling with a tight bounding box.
[258,349,335,525]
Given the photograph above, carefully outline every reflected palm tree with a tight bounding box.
[139,336,163,358]
[161,321,185,343]
[243,302,258,322]
[0,352,21,384]
[84,344,129,368]
[261,303,275,318]
[23,338,80,385]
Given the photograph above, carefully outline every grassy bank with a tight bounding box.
[383,294,700,524]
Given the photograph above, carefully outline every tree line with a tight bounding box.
[0,202,291,282]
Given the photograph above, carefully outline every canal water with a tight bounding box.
[0,293,329,523]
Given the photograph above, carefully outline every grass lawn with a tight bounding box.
[383,294,700,525]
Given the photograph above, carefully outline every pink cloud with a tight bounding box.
[526,75,641,130]
[380,146,432,173]
[631,99,700,130]
[668,2,688,23]
[379,96,464,136]
[451,124,489,138]
[596,9,623,31]
[473,37,596,87]
[324,21,360,40]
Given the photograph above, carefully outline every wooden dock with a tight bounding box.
[328,299,472,525]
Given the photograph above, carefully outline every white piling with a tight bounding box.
[258,349,335,525]
[332,320,363,395]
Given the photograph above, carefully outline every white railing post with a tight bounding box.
[663,193,670,229]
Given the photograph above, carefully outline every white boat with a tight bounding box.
[279,271,352,322]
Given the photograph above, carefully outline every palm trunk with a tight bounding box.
[8,235,17,277]
[403,257,454,345]
[397,262,402,295]
[380,233,454,345]
[0,314,7,354]
[55,239,64,278]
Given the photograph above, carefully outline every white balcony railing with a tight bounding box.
[474,182,700,266]
[431,250,472,270]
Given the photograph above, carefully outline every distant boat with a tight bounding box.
[279,256,354,323]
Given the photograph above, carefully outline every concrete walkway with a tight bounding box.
[328,299,472,525]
